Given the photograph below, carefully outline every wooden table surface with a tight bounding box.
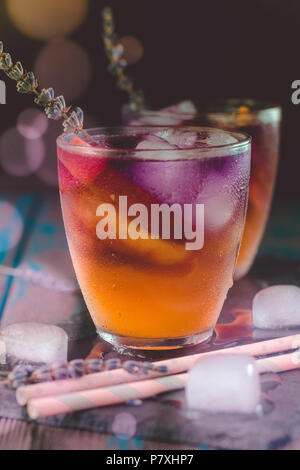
[0,187,299,450]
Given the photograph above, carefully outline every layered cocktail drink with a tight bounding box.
[124,100,281,279]
[57,127,251,350]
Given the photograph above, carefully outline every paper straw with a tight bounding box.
[256,350,300,373]
[26,348,300,419]
[17,333,300,405]
[18,368,165,405]
[27,374,188,419]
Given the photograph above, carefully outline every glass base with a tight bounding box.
[97,328,213,353]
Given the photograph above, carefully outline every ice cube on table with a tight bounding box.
[0,322,68,365]
[252,285,300,329]
[186,354,261,414]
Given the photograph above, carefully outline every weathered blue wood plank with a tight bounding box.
[0,191,87,330]
[259,199,300,259]
[0,192,37,322]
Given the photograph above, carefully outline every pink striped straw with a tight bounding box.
[17,333,300,406]
[27,374,188,419]
[25,337,300,419]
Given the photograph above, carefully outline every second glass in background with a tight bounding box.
[124,100,281,279]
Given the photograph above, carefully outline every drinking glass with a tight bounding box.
[57,126,251,350]
[124,100,281,279]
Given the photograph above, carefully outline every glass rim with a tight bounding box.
[123,99,282,123]
[57,126,251,160]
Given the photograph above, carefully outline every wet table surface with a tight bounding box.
[0,187,299,450]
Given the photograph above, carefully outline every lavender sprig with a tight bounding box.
[102,6,146,112]
[1,357,105,389]
[0,41,96,143]
[0,357,169,389]
[122,360,169,376]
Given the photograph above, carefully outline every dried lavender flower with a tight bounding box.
[123,360,142,375]
[122,360,168,376]
[50,360,68,378]
[0,53,13,71]
[101,6,145,111]
[68,359,85,378]
[31,364,52,383]
[112,44,126,64]
[45,95,69,120]
[5,61,24,80]
[1,357,108,389]
[63,107,84,134]
[7,364,34,388]
[16,71,38,94]
[34,87,55,107]
[85,358,104,374]
[155,365,169,374]
[0,354,169,390]
[126,399,143,406]
[105,358,121,371]
[0,41,95,141]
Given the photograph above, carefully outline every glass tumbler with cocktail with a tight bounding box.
[57,126,251,350]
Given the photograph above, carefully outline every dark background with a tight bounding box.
[0,0,299,199]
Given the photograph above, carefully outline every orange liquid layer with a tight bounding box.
[235,125,280,278]
[58,150,247,339]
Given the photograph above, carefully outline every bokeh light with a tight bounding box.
[36,120,61,187]
[119,36,144,65]
[0,127,45,177]
[36,156,58,187]
[0,201,23,253]
[6,0,88,40]
[111,412,137,439]
[34,38,92,102]
[17,108,48,140]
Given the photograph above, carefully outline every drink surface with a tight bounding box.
[124,102,281,279]
[57,128,250,347]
